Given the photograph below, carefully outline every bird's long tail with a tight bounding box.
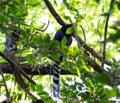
[53,62,61,101]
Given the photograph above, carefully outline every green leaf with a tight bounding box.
[61,37,67,46]
[41,50,48,57]
[1,14,8,23]
[65,27,73,35]
[28,0,39,4]
[26,54,32,62]
[74,65,80,77]
[30,23,35,33]
[36,84,43,91]
[26,54,36,64]
[44,34,51,44]
[103,86,119,97]
[53,0,57,6]
[95,0,100,3]
[5,75,12,81]
[50,54,60,62]
[17,93,22,101]
[95,73,111,84]
[16,0,24,4]
[111,86,119,96]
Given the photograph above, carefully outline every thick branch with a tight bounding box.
[1,63,73,75]
[86,57,104,72]
[1,55,104,75]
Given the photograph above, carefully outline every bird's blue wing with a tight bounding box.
[54,29,64,43]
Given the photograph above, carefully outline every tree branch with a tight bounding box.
[1,63,73,75]
[73,33,113,66]
[86,57,104,72]
[1,56,104,75]
[102,0,115,66]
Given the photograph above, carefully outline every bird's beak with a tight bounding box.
[71,25,77,29]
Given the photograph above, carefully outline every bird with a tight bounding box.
[53,24,75,101]
[54,24,75,46]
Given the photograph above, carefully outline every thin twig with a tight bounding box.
[0,67,10,98]
[21,20,50,32]
[102,0,114,67]
[79,25,86,43]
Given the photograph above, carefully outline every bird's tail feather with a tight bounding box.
[53,62,61,101]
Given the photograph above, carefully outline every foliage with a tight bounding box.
[0,0,120,102]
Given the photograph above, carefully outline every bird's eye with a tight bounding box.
[65,27,73,35]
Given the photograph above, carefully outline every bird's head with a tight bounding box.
[61,24,76,36]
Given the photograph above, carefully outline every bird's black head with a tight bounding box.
[61,24,75,46]
[61,24,74,35]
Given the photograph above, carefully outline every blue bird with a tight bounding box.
[53,24,75,101]
[54,24,74,46]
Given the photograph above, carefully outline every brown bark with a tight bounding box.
[0,63,73,75]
